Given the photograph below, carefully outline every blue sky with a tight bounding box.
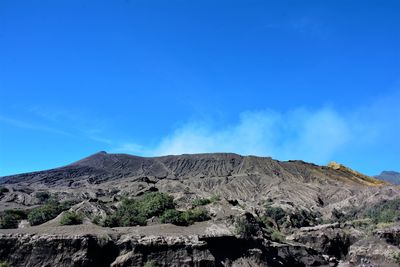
[0,0,399,176]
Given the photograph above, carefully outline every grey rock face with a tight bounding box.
[0,228,329,267]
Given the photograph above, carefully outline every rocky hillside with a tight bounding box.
[0,152,399,266]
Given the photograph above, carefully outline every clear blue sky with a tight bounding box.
[1,0,399,176]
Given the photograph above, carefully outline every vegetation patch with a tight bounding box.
[331,199,400,224]
[0,209,28,229]
[35,191,51,203]
[192,195,220,207]
[160,208,210,226]
[60,211,83,225]
[289,209,321,228]
[103,192,174,227]
[363,198,400,223]
[270,229,285,242]
[235,216,261,239]
[27,200,75,226]
[192,198,211,207]
[103,192,210,227]
[260,205,321,229]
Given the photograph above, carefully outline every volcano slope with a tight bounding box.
[0,152,399,267]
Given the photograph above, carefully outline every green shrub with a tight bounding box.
[137,192,174,218]
[363,199,400,223]
[290,209,320,228]
[28,201,61,226]
[264,206,287,225]
[185,208,210,223]
[102,204,147,227]
[270,230,285,242]
[262,206,321,229]
[161,208,210,226]
[35,191,50,203]
[103,192,173,227]
[235,217,259,238]
[0,209,27,229]
[27,200,75,226]
[91,215,102,225]
[192,195,220,207]
[59,200,79,210]
[160,209,188,226]
[330,208,358,223]
[60,211,83,225]
[119,212,147,227]
[0,261,8,267]
[210,195,221,203]
[192,198,211,207]
[103,192,210,228]
[102,214,121,228]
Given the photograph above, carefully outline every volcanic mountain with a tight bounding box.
[0,152,390,210]
[375,171,400,185]
[0,152,399,267]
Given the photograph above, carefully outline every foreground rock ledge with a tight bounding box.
[0,222,330,267]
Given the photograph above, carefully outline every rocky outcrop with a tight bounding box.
[342,238,400,267]
[0,230,330,267]
[374,225,400,246]
[289,223,363,261]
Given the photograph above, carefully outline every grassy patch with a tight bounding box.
[192,195,220,207]
[192,198,211,207]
